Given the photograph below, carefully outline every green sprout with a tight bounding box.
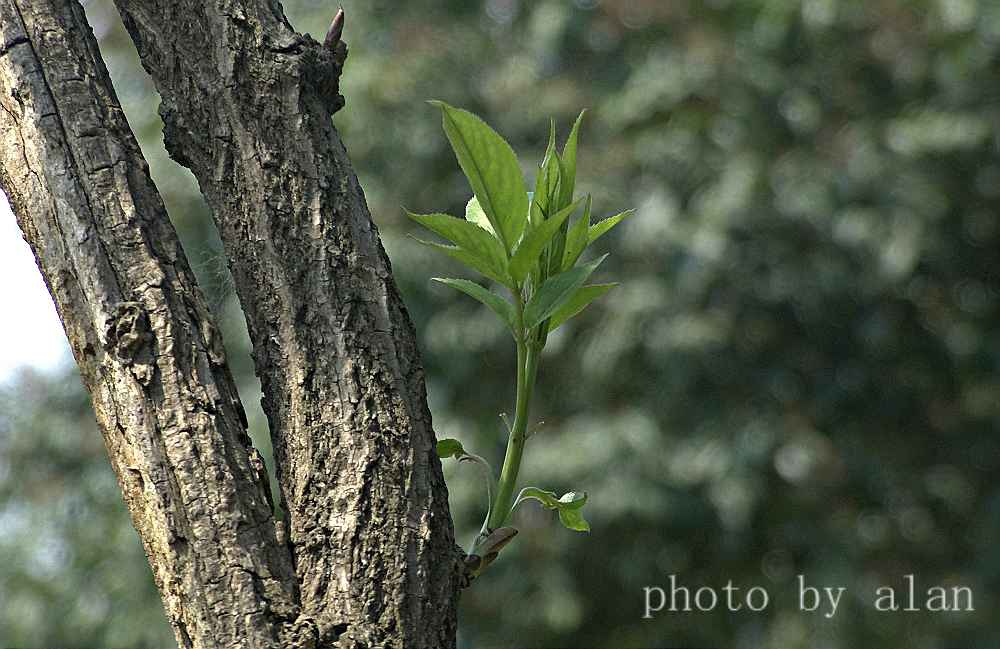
[408,102,632,577]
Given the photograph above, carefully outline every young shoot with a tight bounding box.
[408,102,632,579]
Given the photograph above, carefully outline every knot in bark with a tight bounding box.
[302,38,348,115]
[104,301,155,383]
[279,616,319,649]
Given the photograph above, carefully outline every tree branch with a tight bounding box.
[0,1,304,647]
[110,1,461,646]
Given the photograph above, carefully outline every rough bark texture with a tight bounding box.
[0,1,303,647]
[108,4,462,647]
[1,1,461,648]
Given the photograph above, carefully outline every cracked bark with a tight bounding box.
[0,1,460,648]
[0,1,300,647]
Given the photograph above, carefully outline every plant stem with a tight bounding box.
[488,298,540,531]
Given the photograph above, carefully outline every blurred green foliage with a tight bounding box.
[2,0,999,647]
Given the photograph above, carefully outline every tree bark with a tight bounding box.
[0,1,460,648]
[110,1,463,646]
[0,1,300,646]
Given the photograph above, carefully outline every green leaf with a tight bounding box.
[409,236,512,288]
[406,211,505,259]
[471,193,532,234]
[560,109,585,207]
[437,438,466,459]
[406,211,511,284]
[547,283,617,332]
[529,198,545,232]
[562,194,591,271]
[588,209,635,243]
[558,491,588,509]
[509,197,584,284]
[431,101,528,252]
[558,507,591,532]
[516,487,559,507]
[465,196,496,237]
[533,120,562,221]
[541,118,556,169]
[432,278,517,333]
[523,254,608,330]
[546,157,573,277]
[514,488,590,533]
[533,157,561,224]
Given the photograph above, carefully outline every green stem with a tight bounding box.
[488,298,540,531]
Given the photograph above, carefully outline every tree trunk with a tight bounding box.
[0,1,461,647]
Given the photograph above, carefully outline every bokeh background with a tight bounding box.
[2,0,999,647]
